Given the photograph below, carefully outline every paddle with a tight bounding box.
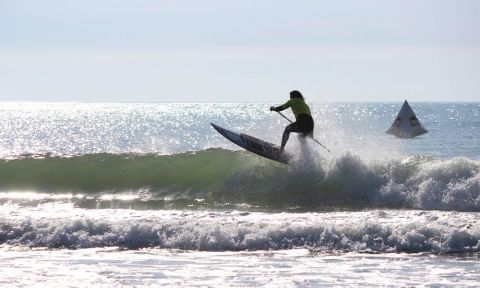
[276,111,331,152]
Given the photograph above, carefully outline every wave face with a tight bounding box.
[1,207,479,253]
[0,149,479,211]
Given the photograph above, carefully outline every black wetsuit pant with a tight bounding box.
[281,113,314,150]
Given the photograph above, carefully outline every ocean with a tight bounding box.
[0,102,479,287]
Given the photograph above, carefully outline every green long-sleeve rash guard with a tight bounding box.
[274,98,311,118]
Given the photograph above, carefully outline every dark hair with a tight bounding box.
[290,90,304,100]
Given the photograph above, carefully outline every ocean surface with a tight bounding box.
[0,102,479,287]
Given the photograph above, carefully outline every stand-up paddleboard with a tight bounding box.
[211,123,292,164]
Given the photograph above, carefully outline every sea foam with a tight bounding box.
[1,205,479,253]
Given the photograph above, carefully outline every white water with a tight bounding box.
[1,203,480,253]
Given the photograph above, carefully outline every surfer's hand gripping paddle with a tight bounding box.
[275,111,331,153]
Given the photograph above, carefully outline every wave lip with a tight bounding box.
[378,157,480,211]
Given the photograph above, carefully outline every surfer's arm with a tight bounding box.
[270,105,286,112]
[270,100,292,112]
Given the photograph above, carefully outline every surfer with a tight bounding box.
[270,90,314,154]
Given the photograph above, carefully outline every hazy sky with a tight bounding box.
[1,0,479,102]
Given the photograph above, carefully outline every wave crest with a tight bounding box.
[0,149,479,211]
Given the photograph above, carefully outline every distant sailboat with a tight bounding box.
[386,100,428,138]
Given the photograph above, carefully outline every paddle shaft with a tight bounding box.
[276,111,331,152]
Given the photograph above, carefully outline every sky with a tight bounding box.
[1,0,479,102]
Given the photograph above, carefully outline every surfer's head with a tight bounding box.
[290,90,304,100]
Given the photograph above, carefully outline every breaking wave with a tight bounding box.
[0,149,479,211]
[1,208,479,253]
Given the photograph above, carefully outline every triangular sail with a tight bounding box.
[386,100,428,138]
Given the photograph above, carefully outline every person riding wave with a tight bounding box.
[270,90,314,154]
